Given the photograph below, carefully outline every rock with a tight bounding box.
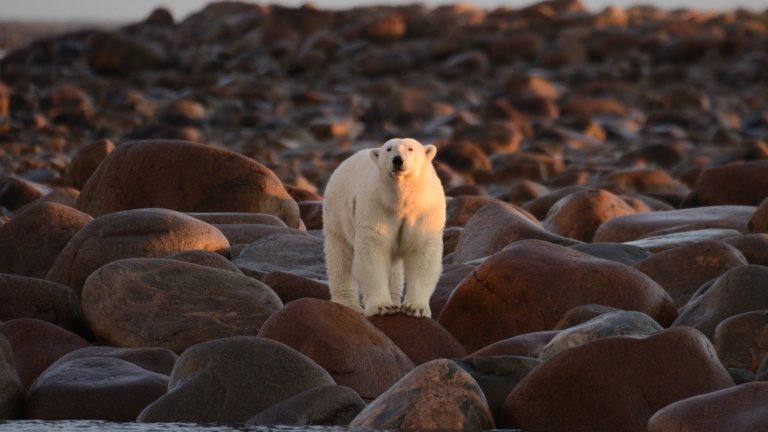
[76,140,301,229]
[68,139,115,189]
[748,197,768,233]
[40,82,93,124]
[367,314,467,364]
[233,232,325,280]
[633,240,747,307]
[298,200,323,230]
[46,208,229,296]
[596,168,683,194]
[51,346,177,376]
[469,331,558,358]
[187,212,288,227]
[500,327,734,432]
[86,30,173,74]
[0,274,80,329]
[625,228,744,253]
[165,250,242,274]
[0,334,23,419]
[648,382,768,432]
[553,304,621,330]
[81,258,282,353]
[445,195,499,227]
[0,175,50,212]
[138,336,335,424]
[258,298,414,400]
[523,185,587,220]
[490,151,564,183]
[543,189,636,242]
[26,355,169,421]
[451,202,580,263]
[213,223,294,245]
[713,311,768,372]
[697,160,768,206]
[539,311,663,360]
[262,271,330,304]
[438,240,677,352]
[0,318,89,391]
[435,141,491,178]
[0,202,92,279]
[429,264,475,318]
[673,265,768,339]
[456,356,541,420]
[593,206,755,243]
[350,359,495,430]
[723,234,768,266]
[569,243,652,266]
[246,385,365,426]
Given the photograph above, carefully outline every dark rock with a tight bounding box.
[0,334,23,419]
[258,298,414,400]
[0,175,49,212]
[46,208,229,296]
[368,313,467,364]
[138,336,334,424]
[81,258,282,353]
[500,327,734,432]
[298,200,323,230]
[233,232,325,280]
[262,271,330,304]
[569,243,652,266]
[713,311,768,372]
[625,228,744,253]
[723,234,768,266]
[523,185,587,220]
[597,168,683,194]
[52,346,177,376]
[697,160,768,206]
[445,195,499,227]
[469,331,558,358]
[439,240,677,352]
[553,304,621,330]
[246,385,365,426]
[68,139,115,189]
[748,197,768,233]
[0,274,80,329]
[86,30,173,74]
[543,189,636,242]
[40,83,93,124]
[429,264,475,318]
[0,202,92,279]
[165,250,242,274]
[214,223,295,245]
[350,359,495,430]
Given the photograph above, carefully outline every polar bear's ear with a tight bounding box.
[424,144,437,162]
[370,149,380,162]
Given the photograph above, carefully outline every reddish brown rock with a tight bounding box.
[367,314,467,364]
[86,30,173,75]
[68,139,115,189]
[490,151,564,183]
[0,318,90,391]
[468,331,558,358]
[697,160,768,206]
[81,258,282,353]
[673,265,768,339]
[258,298,415,400]
[523,185,587,220]
[648,382,768,432]
[570,243,651,265]
[262,271,330,304]
[0,274,79,329]
[76,140,301,229]
[723,234,768,266]
[0,202,92,279]
[138,336,335,424]
[165,250,242,274]
[445,195,499,227]
[439,240,677,352]
[429,264,475,318]
[298,200,323,230]
[553,304,621,330]
[46,208,229,296]
[500,327,734,432]
[435,141,491,179]
[350,359,495,430]
[0,175,49,212]
[593,206,755,243]
[213,223,294,245]
[597,168,683,194]
[633,240,748,307]
[748,197,768,233]
[40,82,93,124]
[451,202,580,263]
[625,228,743,253]
[713,311,768,372]
[543,188,636,242]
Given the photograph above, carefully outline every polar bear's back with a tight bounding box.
[322,149,378,235]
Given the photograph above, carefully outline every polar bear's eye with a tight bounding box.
[386,148,391,152]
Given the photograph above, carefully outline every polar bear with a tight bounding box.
[323,138,446,318]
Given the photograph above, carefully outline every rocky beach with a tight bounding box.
[1,0,768,430]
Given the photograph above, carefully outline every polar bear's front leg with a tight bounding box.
[325,231,363,313]
[401,238,443,318]
[353,232,399,316]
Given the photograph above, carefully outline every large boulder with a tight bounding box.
[500,327,734,432]
[46,208,229,296]
[696,160,768,206]
[543,188,636,242]
[673,265,768,339]
[350,359,495,430]
[0,202,92,278]
[0,274,80,329]
[81,258,283,353]
[246,385,366,426]
[232,232,326,280]
[76,140,301,228]
[713,311,768,372]
[367,313,467,364]
[438,240,677,352]
[138,336,335,424]
[258,298,415,400]
[748,197,768,233]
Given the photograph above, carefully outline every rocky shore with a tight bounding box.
[1,0,768,431]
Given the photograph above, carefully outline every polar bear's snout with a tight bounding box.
[392,155,404,172]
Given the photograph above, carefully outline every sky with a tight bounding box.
[0,0,765,22]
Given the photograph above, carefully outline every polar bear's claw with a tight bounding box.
[401,303,431,318]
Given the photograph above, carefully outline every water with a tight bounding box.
[0,421,366,432]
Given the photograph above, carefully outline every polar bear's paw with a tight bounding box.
[401,303,432,318]
[365,302,401,317]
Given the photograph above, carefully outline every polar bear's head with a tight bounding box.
[370,138,437,179]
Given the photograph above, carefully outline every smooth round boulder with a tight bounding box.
[713,310,768,372]
[593,206,756,243]
[138,336,335,424]
[648,382,768,432]
[68,139,115,189]
[625,228,744,253]
[246,385,366,426]
[696,160,768,206]
[164,250,242,274]
[76,140,301,228]
[553,304,621,330]
[350,359,495,430]
[258,298,415,400]
[438,240,677,352]
[0,274,79,329]
[262,271,330,304]
[0,335,23,420]
[748,196,768,233]
[0,175,49,211]
[81,258,283,353]
[723,234,768,266]
[233,232,325,280]
[469,331,558,358]
[500,327,734,432]
[633,240,748,307]
[570,243,652,266]
[673,265,768,339]
[0,202,92,278]
[429,264,475,318]
[51,346,177,376]
[46,208,230,296]
[543,188,636,242]
[367,313,468,364]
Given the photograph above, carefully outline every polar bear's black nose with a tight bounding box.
[392,156,404,168]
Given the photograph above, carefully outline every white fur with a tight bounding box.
[322,138,446,318]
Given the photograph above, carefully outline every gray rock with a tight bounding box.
[247,385,365,426]
[233,232,326,279]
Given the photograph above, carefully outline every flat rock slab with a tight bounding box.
[233,232,326,280]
